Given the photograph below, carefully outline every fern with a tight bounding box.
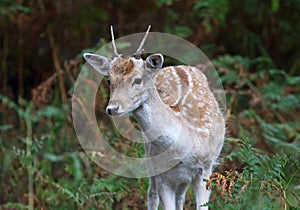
[211,139,300,209]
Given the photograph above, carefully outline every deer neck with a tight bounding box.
[133,88,182,142]
[133,88,160,129]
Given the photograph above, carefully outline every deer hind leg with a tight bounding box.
[147,177,159,210]
[175,182,190,210]
[193,166,213,210]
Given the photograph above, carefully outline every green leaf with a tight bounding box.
[0,124,12,131]
[271,0,280,13]
[174,26,193,38]
[155,0,173,7]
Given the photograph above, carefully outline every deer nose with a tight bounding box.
[106,104,119,115]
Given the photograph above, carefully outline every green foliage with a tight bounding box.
[209,139,300,209]
[207,54,300,208]
[155,0,173,7]
[0,0,31,15]
[0,94,146,209]
[2,53,299,209]
[193,0,229,31]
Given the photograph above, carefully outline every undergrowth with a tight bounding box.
[1,54,299,209]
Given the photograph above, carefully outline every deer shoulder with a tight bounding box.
[154,65,224,158]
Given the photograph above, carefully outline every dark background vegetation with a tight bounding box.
[0,0,299,209]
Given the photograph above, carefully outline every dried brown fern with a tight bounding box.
[207,168,249,203]
[31,71,63,108]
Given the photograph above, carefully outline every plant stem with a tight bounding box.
[18,36,24,98]
[47,27,67,104]
[2,35,8,94]
[25,116,34,210]
[37,0,67,104]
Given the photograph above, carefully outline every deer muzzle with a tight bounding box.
[106,100,123,116]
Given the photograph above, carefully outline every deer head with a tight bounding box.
[83,26,164,116]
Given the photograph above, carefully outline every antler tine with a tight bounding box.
[110,25,120,57]
[133,25,151,58]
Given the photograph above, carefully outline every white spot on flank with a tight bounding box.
[181,67,193,105]
[187,103,193,109]
[170,66,182,104]
[186,121,210,135]
[192,117,199,122]
[198,102,204,107]
[173,111,181,116]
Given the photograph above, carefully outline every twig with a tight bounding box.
[47,28,67,104]
[24,109,34,210]
[1,35,9,93]
[18,36,24,98]
[37,0,67,104]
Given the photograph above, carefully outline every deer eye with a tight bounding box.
[107,78,110,85]
[133,78,142,86]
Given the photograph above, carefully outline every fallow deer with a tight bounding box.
[83,26,225,210]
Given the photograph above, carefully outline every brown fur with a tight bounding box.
[111,57,134,76]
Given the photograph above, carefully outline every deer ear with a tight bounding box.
[146,54,164,76]
[83,53,111,76]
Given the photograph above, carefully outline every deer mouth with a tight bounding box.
[106,104,132,117]
[109,111,127,117]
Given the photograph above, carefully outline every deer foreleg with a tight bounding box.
[158,183,176,210]
[147,176,159,210]
[193,166,212,210]
[175,182,190,210]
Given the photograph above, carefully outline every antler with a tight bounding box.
[111,25,120,58]
[133,25,151,59]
